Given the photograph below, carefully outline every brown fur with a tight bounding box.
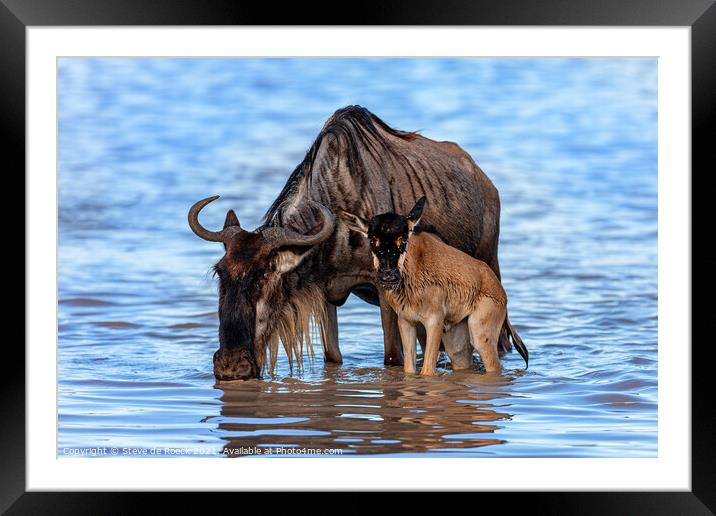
[384,232,507,375]
[387,233,506,325]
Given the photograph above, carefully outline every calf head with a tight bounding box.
[189,196,335,381]
[338,196,426,289]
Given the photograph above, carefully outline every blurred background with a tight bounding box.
[58,58,657,457]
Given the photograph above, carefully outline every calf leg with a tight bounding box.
[442,320,473,370]
[321,302,342,364]
[418,323,451,357]
[420,318,444,376]
[379,291,404,366]
[396,318,417,374]
[467,299,505,373]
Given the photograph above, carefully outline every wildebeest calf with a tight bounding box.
[339,197,526,375]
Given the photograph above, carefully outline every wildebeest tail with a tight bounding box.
[505,317,528,368]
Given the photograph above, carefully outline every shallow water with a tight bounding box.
[58,58,657,457]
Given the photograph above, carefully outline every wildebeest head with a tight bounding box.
[188,196,335,381]
[338,196,426,290]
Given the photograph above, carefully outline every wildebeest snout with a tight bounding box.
[213,347,258,381]
[378,268,401,286]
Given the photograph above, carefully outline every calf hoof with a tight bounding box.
[419,368,439,377]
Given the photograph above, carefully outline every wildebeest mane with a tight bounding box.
[264,105,418,226]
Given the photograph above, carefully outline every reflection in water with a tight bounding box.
[57,58,658,457]
[215,368,517,456]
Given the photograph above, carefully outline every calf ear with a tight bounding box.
[336,209,369,236]
[223,209,240,229]
[407,196,427,229]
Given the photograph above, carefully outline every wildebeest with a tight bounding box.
[188,105,525,380]
[338,197,527,375]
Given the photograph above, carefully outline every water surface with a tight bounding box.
[58,58,657,457]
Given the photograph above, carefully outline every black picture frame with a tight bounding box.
[3,0,713,513]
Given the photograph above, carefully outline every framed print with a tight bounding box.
[4,0,714,512]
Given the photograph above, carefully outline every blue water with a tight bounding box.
[58,58,657,457]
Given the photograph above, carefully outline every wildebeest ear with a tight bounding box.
[223,209,240,229]
[274,248,311,274]
[336,209,369,236]
[407,196,427,229]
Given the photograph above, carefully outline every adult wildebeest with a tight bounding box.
[188,105,526,381]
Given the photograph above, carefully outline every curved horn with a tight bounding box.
[188,195,241,243]
[262,201,336,247]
